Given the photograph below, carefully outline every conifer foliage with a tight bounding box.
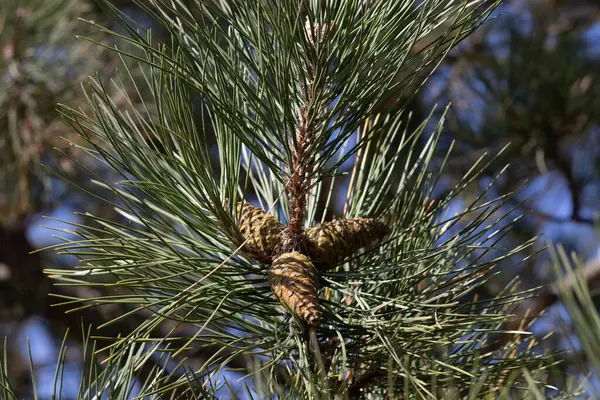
[26,0,566,398]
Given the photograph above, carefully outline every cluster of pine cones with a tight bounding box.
[236,202,390,326]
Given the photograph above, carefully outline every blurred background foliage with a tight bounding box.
[0,0,152,395]
[2,0,600,397]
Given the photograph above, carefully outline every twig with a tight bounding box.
[279,18,331,254]
[285,107,313,241]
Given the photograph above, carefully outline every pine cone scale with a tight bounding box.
[237,202,285,263]
[305,218,389,270]
[269,251,320,326]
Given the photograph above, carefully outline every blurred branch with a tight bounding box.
[492,257,600,349]
[529,208,595,225]
[545,128,584,222]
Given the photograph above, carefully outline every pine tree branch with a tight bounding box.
[43,1,562,395]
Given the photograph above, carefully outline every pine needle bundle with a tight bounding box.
[237,201,285,263]
[269,251,320,326]
[305,218,390,270]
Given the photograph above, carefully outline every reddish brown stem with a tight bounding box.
[280,102,316,254]
[289,109,310,232]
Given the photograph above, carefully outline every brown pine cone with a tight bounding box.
[269,251,320,326]
[305,218,390,270]
[237,201,285,263]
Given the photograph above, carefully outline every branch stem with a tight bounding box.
[280,20,323,253]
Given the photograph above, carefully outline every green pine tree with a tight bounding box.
[1,0,576,398]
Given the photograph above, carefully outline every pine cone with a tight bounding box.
[269,252,320,326]
[305,218,390,270]
[237,202,285,263]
